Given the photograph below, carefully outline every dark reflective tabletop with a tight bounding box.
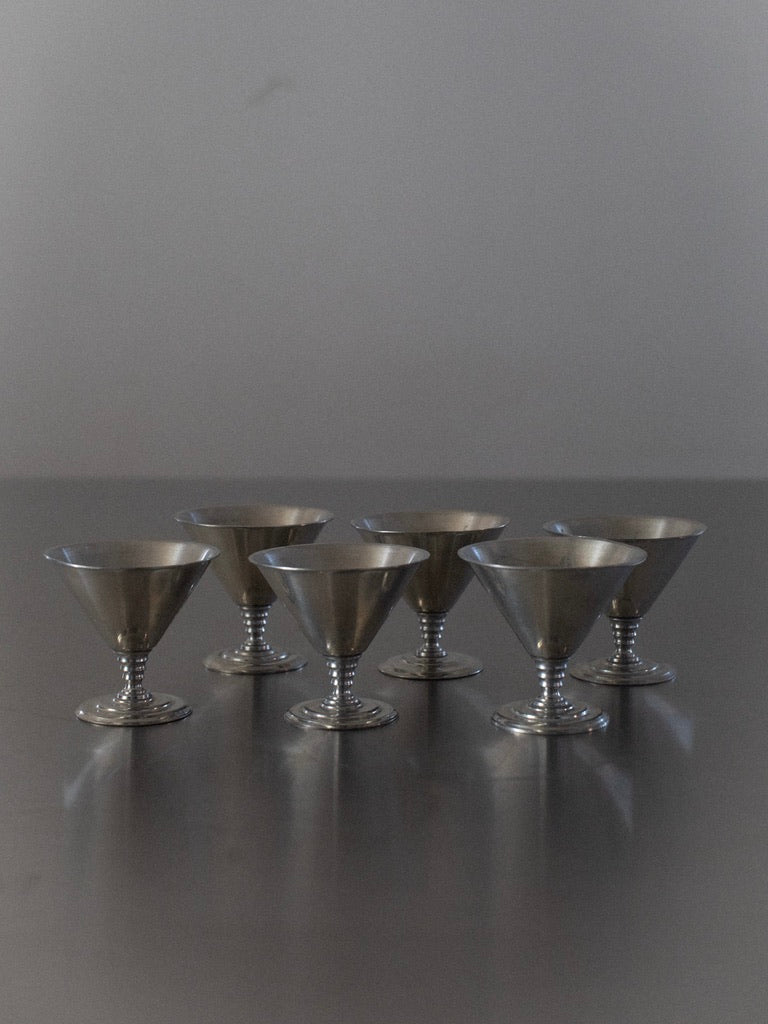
[0,478,762,1022]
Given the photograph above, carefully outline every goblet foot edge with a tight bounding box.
[378,651,482,680]
[492,699,608,735]
[204,648,306,675]
[285,697,398,731]
[76,692,191,726]
[570,658,676,686]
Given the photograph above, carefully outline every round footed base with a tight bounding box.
[378,651,482,680]
[204,648,306,676]
[76,693,192,726]
[492,700,608,735]
[570,658,676,686]
[285,697,398,731]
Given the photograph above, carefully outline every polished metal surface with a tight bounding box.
[174,504,332,674]
[44,540,218,725]
[252,543,429,729]
[459,537,645,734]
[6,478,765,1021]
[544,515,706,685]
[352,510,508,678]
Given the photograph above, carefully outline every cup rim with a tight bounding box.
[542,514,706,542]
[351,510,510,534]
[458,536,647,571]
[251,541,430,573]
[174,504,334,529]
[44,540,220,571]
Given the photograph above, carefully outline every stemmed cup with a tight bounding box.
[544,516,706,685]
[351,511,508,679]
[251,543,429,729]
[458,537,645,734]
[174,505,333,675]
[44,540,219,725]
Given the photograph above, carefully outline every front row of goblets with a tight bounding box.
[44,508,705,736]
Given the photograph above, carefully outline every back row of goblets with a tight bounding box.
[44,507,705,736]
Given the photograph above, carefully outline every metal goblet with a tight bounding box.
[174,505,333,675]
[544,515,706,685]
[458,537,646,735]
[250,543,429,730]
[44,540,219,725]
[351,511,509,679]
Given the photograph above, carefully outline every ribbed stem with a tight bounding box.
[115,653,153,704]
[529,659,573,714]
[321,656,363,712]
[608,617,642,666]
[239,605,273,655]
[415,612,448,660]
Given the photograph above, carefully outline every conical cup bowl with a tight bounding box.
[44,540,219,725]
[175,504,332,675]
[352,510,509,679]
[251,543,429,730]
[458,537,645,734]
[544,515,705,685]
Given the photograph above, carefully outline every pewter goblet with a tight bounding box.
[251,543,429,730]
[351,511,509,679]
[544,515,706,685]
[174,505,333,675]
[44,540,219,725]
[458,537,645,734]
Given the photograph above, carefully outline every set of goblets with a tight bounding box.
[44,508,705,735]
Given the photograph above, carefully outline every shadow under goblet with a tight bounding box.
[351,510,508,679]
[251,543,429,730]
[544,515,706,685]
[458,537,645,735]
[44,540,219,725]
[174,504,333,675]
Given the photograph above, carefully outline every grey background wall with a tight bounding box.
[1,0,766,479]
